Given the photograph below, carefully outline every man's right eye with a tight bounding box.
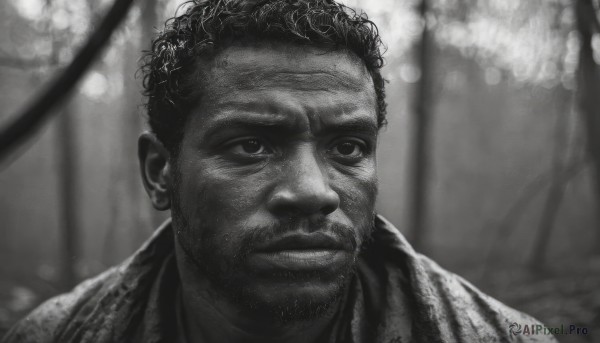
[228,138,272,156]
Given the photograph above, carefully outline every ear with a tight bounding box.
[138,132,173,210]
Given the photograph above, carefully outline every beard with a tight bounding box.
[171,197,375,323]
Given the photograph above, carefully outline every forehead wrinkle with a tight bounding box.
[202,80,373,123]
[198,98,374,139]
[210,97,364,121]
[207,102,296,123]
[204,111,302,134]
[200,99,308,133]
[228,69,369,93]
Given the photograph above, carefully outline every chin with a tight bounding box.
[238,276,350,323]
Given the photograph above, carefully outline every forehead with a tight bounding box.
[207,43,372,91]
[187,43,377,132]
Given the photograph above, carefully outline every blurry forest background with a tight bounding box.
[1,0,600,341]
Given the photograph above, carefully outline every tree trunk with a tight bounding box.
[57,103,79,290]
[409,0,434,253]
[529,89,573,270]
[576,0,600,251]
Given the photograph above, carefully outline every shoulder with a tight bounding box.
[2,221,175,343]
[371,215,559,342]
[1,267,121,343]
[416,255,557,342]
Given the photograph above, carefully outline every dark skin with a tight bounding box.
[139,43,379,343]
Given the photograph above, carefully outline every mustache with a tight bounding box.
[235,220,360,258]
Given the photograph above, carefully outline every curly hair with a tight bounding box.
[140,0,387,153]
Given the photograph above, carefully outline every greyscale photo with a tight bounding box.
[0,0,598,342]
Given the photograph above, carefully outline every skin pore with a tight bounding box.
[139,42,379,343]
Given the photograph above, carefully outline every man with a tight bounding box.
[3,0,555,342]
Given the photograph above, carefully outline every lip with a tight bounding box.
[253,232,351,253]
[249,249,350,272]
[249,233,353,272]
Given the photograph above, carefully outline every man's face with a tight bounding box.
[171,43,379,321]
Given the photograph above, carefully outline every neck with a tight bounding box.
[174,241,341,343]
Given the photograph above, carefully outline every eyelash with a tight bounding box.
[226,138,273,157]
[327,139,368,161]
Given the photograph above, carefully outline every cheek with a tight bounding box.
[204,172,269,215]
[174,175,251,264]
[339,179,377,215]
[332,161,378,209]
[177,160,270,233]
[333,168,378,231]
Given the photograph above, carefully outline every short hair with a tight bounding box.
[141,0,387,153]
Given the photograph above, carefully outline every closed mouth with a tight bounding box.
[253,232,350,253]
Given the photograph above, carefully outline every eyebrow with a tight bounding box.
[201,113,304,142]
[317,117,379,136]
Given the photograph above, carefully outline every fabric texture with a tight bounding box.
[2,216,556,343]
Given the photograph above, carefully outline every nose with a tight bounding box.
[267,146,340,218]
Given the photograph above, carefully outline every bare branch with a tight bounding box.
[0,0,136,161]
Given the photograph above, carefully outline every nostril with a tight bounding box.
[321,203,337,215]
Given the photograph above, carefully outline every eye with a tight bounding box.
[335,142,359,156]
[328,140,365,159]
[228,138,271,156]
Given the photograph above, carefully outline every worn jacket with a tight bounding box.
[2,216,555,342]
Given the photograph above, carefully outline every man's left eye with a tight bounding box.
[329,141,364,158]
